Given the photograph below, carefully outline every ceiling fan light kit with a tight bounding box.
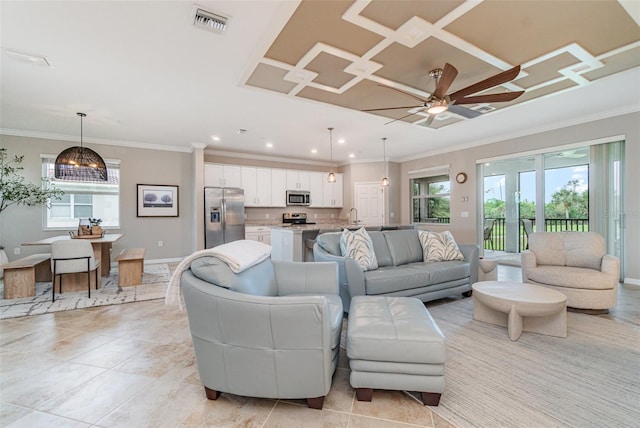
[55,113,108,182]
[426,99,448,115]
[366,63,524,126]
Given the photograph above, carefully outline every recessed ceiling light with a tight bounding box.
[311,148,317,154]
[211,136,220,141]
[338,138,345,144]
[265,142,273,148]
[349,153,355,158]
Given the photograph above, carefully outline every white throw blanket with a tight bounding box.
[165,240,271,309]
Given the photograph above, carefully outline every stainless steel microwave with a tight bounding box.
[286,190,311,206]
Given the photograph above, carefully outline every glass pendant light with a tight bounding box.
[55,113,108,181]
[381,137,389,187]
[327,127,336,183]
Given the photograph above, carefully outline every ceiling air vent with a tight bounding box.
[474,105,495,113]
[193,7,229,34]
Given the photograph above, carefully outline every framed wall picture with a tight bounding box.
[137,184,179,217]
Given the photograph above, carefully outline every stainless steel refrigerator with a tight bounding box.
[204,187,245,248]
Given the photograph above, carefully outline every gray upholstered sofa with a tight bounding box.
[313,229,479,311]
[180,256,343,409]
[521,232,619,310]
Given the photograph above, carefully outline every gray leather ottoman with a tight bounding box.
[346,296,446,406]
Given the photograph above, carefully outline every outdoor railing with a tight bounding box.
[484,218,589,252]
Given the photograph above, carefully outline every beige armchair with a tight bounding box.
[521,232,619,311]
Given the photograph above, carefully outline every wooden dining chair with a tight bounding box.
[50,240,100,301]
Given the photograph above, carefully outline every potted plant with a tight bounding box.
[0,148,64,215]
[1,149,64,272]
[89,218,103,236]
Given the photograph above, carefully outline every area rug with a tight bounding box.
[0,263,171,319]
[426,298,640,428]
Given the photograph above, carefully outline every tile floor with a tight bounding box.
[1,265,637,427]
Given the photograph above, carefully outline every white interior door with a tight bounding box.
[355,182,384,226]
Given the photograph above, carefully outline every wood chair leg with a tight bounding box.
[421,392,441,406]
[306,396,325,409]
[355,388,373,402]
[204,387,221,400]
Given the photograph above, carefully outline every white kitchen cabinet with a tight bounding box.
[245,226,271,245]
[286,170,310,191]
[242,167,272,207]
[322,172,343,207]
[204,164,242,188]
[271,169,287,207]
[308,172,324,208]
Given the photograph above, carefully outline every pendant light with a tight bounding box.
[327,127,336,183]
[55,113,108,181]
[381,137,389,187]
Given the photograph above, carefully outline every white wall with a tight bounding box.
[400,112,640,282]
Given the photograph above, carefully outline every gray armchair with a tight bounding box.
[180,256,342,409]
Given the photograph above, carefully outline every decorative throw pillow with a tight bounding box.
[418,230,465,262]
[340,227,378,271]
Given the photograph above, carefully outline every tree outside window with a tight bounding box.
[411,174,450,223]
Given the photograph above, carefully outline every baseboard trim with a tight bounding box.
[143,257,183,265]
[623,277,640,288]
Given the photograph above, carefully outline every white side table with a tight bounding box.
[478,258,498,282]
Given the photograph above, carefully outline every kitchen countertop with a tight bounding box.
[269,224,417,233]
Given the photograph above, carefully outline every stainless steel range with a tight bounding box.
[282,212,316,225]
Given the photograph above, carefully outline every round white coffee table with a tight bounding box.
[472,281,567,340]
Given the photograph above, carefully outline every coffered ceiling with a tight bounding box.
[246,0,640,129]
[1,1,639,164]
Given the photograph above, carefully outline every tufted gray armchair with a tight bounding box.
[180,256,343,409]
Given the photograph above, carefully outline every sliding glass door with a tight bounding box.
[480,141,624,278]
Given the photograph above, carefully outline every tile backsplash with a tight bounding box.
[245,207,346,225]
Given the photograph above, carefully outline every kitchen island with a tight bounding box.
[270,224,416,262]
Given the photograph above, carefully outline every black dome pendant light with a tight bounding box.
[55,112,108,181]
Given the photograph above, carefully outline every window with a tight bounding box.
[42,156,120,229]
[410,166,451,223]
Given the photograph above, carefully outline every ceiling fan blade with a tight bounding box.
[453,91,525,105]
[362,105,423,112]
[449,65,522,102]
[377,84,428,103]
[448,104,482,119]
[384,110,422,125]
[433,63,458,100]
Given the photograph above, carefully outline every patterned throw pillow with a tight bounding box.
[340,227,378,271]
[418,230,465,262]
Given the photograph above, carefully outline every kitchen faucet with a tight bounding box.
[350,208,359,225]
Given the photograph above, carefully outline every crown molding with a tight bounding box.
[397,105,640,163]
[204,149,338,167]
[0,128,192,153]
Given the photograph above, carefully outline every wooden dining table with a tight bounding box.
[23,234,123,291]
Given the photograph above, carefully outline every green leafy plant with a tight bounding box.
[89,217,102,226]
[0,147,64,214]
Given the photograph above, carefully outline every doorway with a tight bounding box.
[354,182,384,226]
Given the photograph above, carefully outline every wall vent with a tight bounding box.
[193,7,229,34]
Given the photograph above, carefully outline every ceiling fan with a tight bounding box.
[363,63,524,126]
